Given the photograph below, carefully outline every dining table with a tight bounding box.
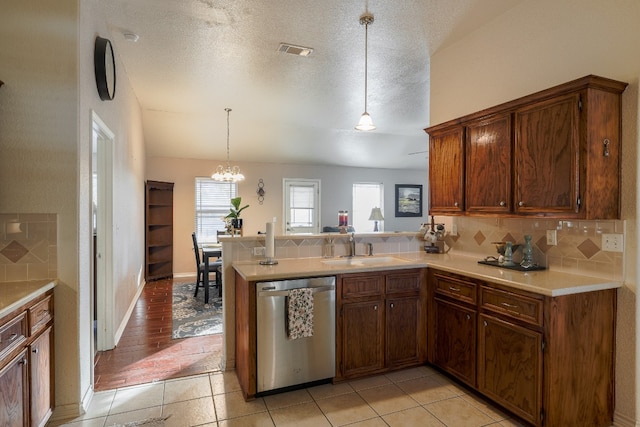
[202,245,222,304]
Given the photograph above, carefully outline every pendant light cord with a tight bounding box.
[225,107,231,166]
[364,20,369,113]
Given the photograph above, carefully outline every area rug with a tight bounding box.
[172,282,222,339]
[114,416,170,427]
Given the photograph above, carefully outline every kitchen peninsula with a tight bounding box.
[232,247,619,427]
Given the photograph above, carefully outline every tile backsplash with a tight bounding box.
[227,216,624,282]
[0,213,57,282]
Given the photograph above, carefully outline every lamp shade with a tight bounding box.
[368,207,384,221]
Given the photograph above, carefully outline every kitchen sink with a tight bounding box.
[322,256,410,266]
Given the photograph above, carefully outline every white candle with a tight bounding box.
[266,222,275,259]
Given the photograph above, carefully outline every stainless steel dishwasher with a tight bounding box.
[256,276,335,393]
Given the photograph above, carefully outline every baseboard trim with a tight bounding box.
[113,281,146,346]
[614,411,640,427]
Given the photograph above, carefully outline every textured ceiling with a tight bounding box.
[102,0,521,169]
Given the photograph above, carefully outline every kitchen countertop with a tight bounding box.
[233,252,621,297]
[0,279,56,318]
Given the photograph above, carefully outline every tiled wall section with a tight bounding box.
[228,216,624,282]
[446,217,624,281]
[0,213,57,282]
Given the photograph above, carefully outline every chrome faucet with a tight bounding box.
[365,242,373,256]
[348,233,356,257]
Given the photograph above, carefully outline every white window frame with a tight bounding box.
[353,182,384,232]
[283,178,321,234]
[194,178,237,244]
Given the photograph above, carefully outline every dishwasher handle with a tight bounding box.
[258,285,334,298]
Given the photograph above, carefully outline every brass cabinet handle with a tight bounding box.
[449,286,460,292]
[501,302,519,309]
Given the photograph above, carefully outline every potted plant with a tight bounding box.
[225,196,249,230]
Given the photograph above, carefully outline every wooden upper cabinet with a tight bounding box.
[425,75,627,219]
[465,113,511,213]
[428,126,464,214]
[514,94,580,215]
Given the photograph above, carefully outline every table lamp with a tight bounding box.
[368,207,384,232]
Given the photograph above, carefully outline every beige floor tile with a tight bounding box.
[460,393,510,421]
[349,375,392,391]
[210,371,243,395]
[162,397,217,426]
[425,396,495,426]
[110,383,165,414]
[307,381,354,400]
[315,392,378,426]
[104,407,163,426]
[382,406,445,427]
[269,401,331,427]
[164,374,214,404]
[497,418,528,426]
[395,374,459,405]
[345,417,388,427]
[263,389,313,410]
[59,417,107,427]
[385,365,438,383]
[80,389,116,419]
[214,390,267,420]
[357,383,419,416]
[218,412,275,427]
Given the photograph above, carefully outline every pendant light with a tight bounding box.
[212,108,245,182]
[355,13,375,131]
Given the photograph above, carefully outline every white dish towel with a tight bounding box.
[287,288,314,340]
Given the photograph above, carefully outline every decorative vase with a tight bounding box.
[520,234,534,268]
[231,218,243,230]
[503,241,515,266]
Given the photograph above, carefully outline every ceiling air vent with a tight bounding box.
[277,43,313,57]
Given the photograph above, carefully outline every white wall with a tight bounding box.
[429,1,640,424]
[146,157,427,276]
[0,0,147,419]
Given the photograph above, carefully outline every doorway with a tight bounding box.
[91,111,115,362]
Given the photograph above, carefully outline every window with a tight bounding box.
[284,178,320,234]
[353,183,384,232]
[194,178,237,243]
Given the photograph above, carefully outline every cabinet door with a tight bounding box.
[514,94,580,215]
[0,349,29,427]
[428,126,464,213]
[386,296,422,369]
[478,314,542,426]
[433,298,476,387]
[466,114,512,213]
[341,300,384,378]
[30,327,53,427]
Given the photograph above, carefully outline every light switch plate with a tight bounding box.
[546,230,557,246]
[602,234,624,252]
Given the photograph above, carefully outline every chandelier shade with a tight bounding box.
[212,108,245,182]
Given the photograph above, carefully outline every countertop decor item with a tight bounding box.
[94,36,116,101]
[368,207,384,231]
[225,196,248,231]
[212,108,245,182]
[355,12,376,131]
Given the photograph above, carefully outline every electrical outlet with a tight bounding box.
[546,230,557,246]
[602,233,624,252]
[253,247,266,256]
[451,224,458,236]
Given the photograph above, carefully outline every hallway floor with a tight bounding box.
[61,278,528,426]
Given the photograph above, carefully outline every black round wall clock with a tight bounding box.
[94,36,116,101]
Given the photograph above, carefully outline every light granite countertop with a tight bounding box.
[233,252,621,297]
[0,280,56,318]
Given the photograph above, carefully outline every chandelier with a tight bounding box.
[212,108,245,182]
[355,13,376,131]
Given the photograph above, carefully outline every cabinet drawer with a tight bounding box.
[386,270,422,295]
[29,295,53,336]
[342,275,383,299]
[480,287,543,327]
[0,312,27,360]
[433,273,477,305]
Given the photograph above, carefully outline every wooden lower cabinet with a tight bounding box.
[0,290,54,427]
[336,268,426,381]
[0,349,29,426]
[341,300,384,378]
[478,314,542,426]
[428,268,615,427]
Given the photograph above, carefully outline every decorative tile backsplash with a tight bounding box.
[0,213,57,282]
[227,216,624,282]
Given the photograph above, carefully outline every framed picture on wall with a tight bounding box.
[395,184,423,217]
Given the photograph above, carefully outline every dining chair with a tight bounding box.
[192,232,222,299]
